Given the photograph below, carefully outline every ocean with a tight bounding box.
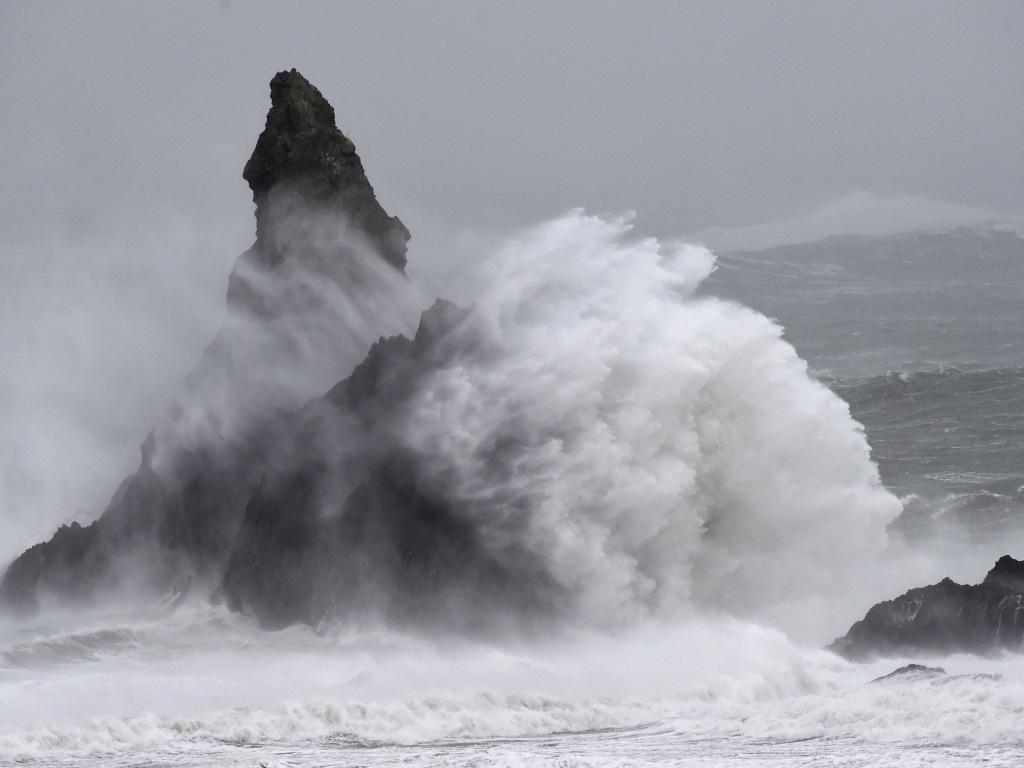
[2,216,1024,766]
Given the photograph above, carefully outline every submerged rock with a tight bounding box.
[870,663,946,683]
[831,555,1024,660]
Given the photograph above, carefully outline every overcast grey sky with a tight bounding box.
[2,1,1023,251]
[1,0,1023,552]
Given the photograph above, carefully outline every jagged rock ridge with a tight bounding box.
[831,555,1024,660]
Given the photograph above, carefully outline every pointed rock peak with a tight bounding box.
[268,69,337,135]
[243,69,409,272]
[243,70,342,196]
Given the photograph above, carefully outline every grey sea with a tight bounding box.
[3,222,1024,767]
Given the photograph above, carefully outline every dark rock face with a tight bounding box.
[0,71,414,619]
[831,556,1024,660]
[224,69,409,322]
[241,68,408,277]
[982,554,1024,593]
[0,406,289,613]
[220,300,559,630]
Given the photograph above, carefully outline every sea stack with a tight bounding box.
[0,71,415,615]
[0,70,541,632]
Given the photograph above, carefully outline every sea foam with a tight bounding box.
[385,211,901,629]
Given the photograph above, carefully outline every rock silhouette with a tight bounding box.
[831,555,1024,660]
[0,71,514,628]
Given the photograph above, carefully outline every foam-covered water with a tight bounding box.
[2,601,1024,767]
[3,216,1024,766]
[2,605,1024,766]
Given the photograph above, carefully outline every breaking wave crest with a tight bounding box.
[380,211,900,627]
[0,210,902,639]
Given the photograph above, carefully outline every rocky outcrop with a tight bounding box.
[0,71,414,617]
[831,555,1024,660]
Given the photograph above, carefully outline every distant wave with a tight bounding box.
[831,365,1024,405]
[829,365,1024,491]
[825,365,1024,541]
[0,627,141,670]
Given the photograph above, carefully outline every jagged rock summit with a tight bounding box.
[831,555,1024,660]
[242,69,409,273]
